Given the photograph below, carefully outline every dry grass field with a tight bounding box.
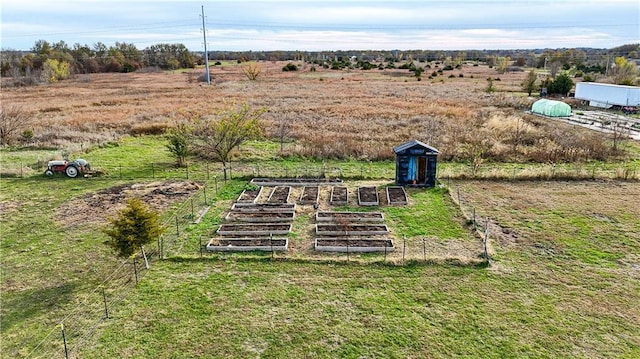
[2,61,618,162]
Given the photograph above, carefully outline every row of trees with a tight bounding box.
[1,39,201,78]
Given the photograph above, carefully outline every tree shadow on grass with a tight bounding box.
[1,281,79,332]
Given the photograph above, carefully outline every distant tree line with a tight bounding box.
[0,39,202,79]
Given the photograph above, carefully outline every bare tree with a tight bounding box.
[610,121,629,153]
[276,114,293,154]
[241,62,262,81]
[0,104,30,146]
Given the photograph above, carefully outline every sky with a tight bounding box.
[1,0,638,52]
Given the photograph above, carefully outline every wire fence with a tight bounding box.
[4,158,639,182]
[25,183,212,359]
[15,159,640,358]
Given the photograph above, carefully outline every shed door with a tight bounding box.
[417,157,427,183]
[426,157,437,187]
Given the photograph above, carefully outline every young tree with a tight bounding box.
[241,62,262,80]
[103,198,164,269]
[166,122,191,167]
[522,69,538,96]
[191,103,264,180]
[548,73,573,95]
[611,57,638,85]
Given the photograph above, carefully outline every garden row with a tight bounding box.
[205,179,408,252]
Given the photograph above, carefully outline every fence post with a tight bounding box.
[190,198,194,219]
[473,208,476,229]
[186,164,189,179]
[270,233,274,260]
[133,258,138,285]
[402,235,406,264]
[483,217,490,260]
[204,185,208,205]
[199,236,203,258]
[422,238,426,261]
[384,240,387,262]
[102,287,109,319]
[61,323,69,359]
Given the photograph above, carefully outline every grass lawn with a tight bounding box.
[2,136,639,358]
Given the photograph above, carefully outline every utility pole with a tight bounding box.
[201,5,211,85]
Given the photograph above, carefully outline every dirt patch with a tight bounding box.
[56,180,201,225]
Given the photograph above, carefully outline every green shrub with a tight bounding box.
[282,63,298,72]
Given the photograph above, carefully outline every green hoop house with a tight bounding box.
[531,99,571,117]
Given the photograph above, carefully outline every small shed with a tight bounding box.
[531,99,571,117]
[393,140,439,187]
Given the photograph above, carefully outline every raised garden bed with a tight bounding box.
[315,223,389,236]
[236,187,262,203]
[251,178,342,187]
[267,186,291,204]
[386,186,408,205]
[217,223,292,236]
[299,186,319,204]
[314,238,394,253]
[315,211,384,222]
[206,237,288,252]
[358,186,379,206]
[230,203,296,212]
[330,186,348,205]
[225,211,295,223]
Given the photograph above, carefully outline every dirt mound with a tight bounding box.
[57,180,201,225]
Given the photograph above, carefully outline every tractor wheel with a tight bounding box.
[44,169,54,176]
[65,166,79,178]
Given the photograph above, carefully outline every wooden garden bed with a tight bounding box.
[236,187,262,203]
[386,186,408,205]
[217,223,292,236]
[314,238,394,253]
[315,211,384,222]
[267,186,291,204]
[358,186,379,206]
[299,186,319,204]
[225,211,295,223]
[315,223,389,236]
[206,238,288,252]
[330,186,348,205]
[230,203,296,212]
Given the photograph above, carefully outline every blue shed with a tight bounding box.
[393,140,439,187]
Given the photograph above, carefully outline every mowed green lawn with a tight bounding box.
[82,183,639,358]
[2,137,639,358]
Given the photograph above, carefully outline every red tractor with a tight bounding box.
[44,159,91,178]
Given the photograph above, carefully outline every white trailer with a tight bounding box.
[575,82,640,108]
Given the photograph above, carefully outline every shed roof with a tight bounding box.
[393,139,439,154]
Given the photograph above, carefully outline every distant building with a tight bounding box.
[393,140,439,187]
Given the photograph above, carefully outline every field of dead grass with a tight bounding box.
[3,61,622,162]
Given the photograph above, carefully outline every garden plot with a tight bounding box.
[315,238,394,253]
[251,178,342,187]
[330,186,348,205]
[267,186,291,204]
[225,211,295,223]
[236,187,262,204]
[316,211,384,222]
[386,186,408,205]
[315,223,389,236]
[230,203,296,212]
[299,186,319,204]
[217,223,292,236]
[206,237,288,252]
[358,186,379,206]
